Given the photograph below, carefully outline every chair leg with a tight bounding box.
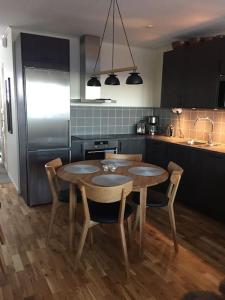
[127,216,132,247]
[74,222,89,270]
[0,225,5,245]
[88,227,94,248]
[133,205,140,234]
[119,223,130,279]
[46,202,59,246]
[168,205,178,252]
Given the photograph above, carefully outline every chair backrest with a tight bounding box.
[166,161,183,206]
[78,180,133,224]
[45,158,63,203]
[105,153,142,161]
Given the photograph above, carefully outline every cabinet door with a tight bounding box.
[21,33,70,71]
[184,42,219,108]
[161,49,185,108]
[146,139,168,168]
[118,138,146,160]
[71,141,84,162]
[200,151,225,222]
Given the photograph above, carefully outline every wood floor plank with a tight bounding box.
[0,183,225,299]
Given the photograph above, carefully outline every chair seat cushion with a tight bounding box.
[88,201,133,224]
[59,188,82,203]
[132,189,169,208]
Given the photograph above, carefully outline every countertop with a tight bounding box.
[71,133,225,154]
[147,135,225,154]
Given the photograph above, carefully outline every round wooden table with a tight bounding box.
[57,160,168,254]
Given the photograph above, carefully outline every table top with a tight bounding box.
[57,160,168,191]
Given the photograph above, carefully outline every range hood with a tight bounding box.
[71,35,116,104]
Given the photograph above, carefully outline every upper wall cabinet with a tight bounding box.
[161,39,225,108]
[20,33,70,71]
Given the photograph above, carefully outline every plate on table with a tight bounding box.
[100,159,132,167]
[92,174,132,186]
[128,166,164,176]
[64,164,100,174]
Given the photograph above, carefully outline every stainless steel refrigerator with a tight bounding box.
[18,67,70,206]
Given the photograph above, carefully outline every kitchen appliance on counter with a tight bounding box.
[146,116,159,135]
[136,120,146,135]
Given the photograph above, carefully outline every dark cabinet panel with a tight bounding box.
[161,39,224,108]
[184,42,219,108]
[146,139,225,223]
[146,139,168,168]
[71,141,84,162]
[118,138,146,160]
[21,33,70,71]
[161,49,186,108]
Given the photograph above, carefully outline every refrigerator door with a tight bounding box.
[27,148,70,206]
[25,68,70,150]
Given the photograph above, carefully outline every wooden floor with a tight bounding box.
[0,183,225,299]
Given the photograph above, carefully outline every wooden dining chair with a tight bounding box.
[45,158,70,245]
[133,161,183,252]
[105,153,142,162]
[75,179,133,278]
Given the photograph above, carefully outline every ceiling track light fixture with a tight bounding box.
[87,0,143,87]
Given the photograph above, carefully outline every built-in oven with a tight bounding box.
[83,140,118,160]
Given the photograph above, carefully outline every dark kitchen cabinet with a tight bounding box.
[161,49,186,108]
[71,140,84,162]
[146,139,168,168]
[161,39,224,108]
[184,42,219,108]
[118,138,146,160]
[146,138,225,223]
[20,33,70,71]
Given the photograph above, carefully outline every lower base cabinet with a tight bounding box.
[146,139,225,223]
[118,138,146,160]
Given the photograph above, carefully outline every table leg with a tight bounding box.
[69,183,77,251]
[139,187,147,256]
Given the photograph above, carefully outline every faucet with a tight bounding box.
[194,117,214,146]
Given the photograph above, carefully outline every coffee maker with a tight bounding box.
[146,116,159,135]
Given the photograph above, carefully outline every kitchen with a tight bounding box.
[0,0,225,299]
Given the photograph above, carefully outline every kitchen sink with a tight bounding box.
[180,140,220,147]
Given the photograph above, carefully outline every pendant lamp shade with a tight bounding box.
[87,76,101,87]
[126,72,143,85]
[105,74,120,85]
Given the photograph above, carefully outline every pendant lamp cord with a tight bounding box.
[93,0,113,74]
[112,0,115,72]
[116,0,136,70]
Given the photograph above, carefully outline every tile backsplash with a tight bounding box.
[154,108,225,144]
[71,106,153,136]
[71,106,225,143]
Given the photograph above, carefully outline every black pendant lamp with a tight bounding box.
[126,72,143,85]
[87,0,143,86]
[105,74,120,85]
[87,76,101,86]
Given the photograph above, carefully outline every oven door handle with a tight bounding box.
[86,150,107,154]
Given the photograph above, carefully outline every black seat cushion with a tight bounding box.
[88,201,133,224]
[59,188,82,203]
[132,189,169,208]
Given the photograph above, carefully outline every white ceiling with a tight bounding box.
[1,0,225,48]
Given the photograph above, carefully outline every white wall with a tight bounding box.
[100,42,159,107]
[0,27,20,189]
